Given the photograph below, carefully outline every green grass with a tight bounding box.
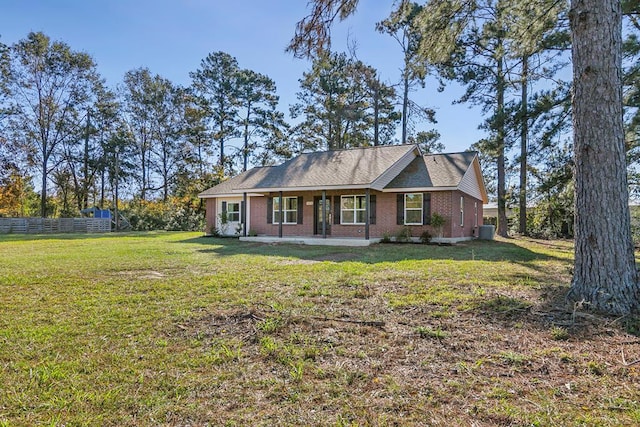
[0,232,638,426]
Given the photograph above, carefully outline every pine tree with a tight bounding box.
[567,0,640,314]
[190,52,240,174]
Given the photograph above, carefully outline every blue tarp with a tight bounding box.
[81,207,111,219]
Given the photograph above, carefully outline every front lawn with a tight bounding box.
[0,232,638,426]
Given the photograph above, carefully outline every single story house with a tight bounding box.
[198,144,488,245]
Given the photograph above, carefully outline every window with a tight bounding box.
[460,196,464,227]
[341,195,367,224]
[227,202,240,222]
[404,193,423,225]
[474,201,478,227]
[273,196,298,224]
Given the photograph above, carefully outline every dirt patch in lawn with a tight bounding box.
[116,269,167,279]
[173,286,640,426]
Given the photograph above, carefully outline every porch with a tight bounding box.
[239,235,474,246]
[239,235,380,247]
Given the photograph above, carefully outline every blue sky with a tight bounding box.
[0,0,485,153]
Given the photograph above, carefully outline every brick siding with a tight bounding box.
[206,190,484,239]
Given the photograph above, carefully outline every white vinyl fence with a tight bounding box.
[0,218,111,234]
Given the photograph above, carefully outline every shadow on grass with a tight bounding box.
[177,235,570,264]
[0,231,175,242]
[181,236,640,338]
[468,285,640,338]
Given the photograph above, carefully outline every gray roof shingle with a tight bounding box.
[198,146,480,197]
[197,166,275,197]
[199,144,416,197]
[385,151,478,189]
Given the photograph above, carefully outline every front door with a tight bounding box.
[314,196,331,235]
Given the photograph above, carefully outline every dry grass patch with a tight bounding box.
[0,232,638,426]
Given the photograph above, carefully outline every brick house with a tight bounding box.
[198,144,488,245]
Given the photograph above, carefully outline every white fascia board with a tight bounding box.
[233,185,370,193]
[198,193,246,199]
[380,186,458,193]
[229,192,264,197]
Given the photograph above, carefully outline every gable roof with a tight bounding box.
[198,144,488,202]
[385,151,475,188]
[385,152,487,202]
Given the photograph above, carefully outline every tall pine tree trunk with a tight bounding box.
[496,42,508,238]
[243,101,251,171]
[519,56,529,235]
[402,73,409,145]
[568,0,639,314]
[373,82,380,146]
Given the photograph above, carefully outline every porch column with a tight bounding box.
[278,191,283,238]
[365,188,370,240]
[322,190,327,238]
[242,192,247,237]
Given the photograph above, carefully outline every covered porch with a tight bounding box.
[239,235,380,247]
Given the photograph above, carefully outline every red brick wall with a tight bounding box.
[445,191,485,239]
[243,190,484,239]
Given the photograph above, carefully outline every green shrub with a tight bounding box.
[431,213,446,238]
[380,231,392,243]
[395,226,412,242]
[121,197,204,231]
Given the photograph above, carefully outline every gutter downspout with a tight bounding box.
[322,190,327,238]
[365,189,370,240]
[242,192,247,237]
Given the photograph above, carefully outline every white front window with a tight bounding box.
[341,195,366,224]
[227,202,240,222]
[405,193,423,225]
[273,196,298,224]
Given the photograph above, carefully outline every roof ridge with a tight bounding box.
[298,143,416,155]
[423,150,477,157]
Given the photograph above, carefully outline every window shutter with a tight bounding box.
[266,197,273,224]
[241,201,246,224]
[396,194,404,225]
[423,193,431,225]
[297,196,303,224]
[369,194,376,225]
[333,196,341,225]
[221,201,227,213]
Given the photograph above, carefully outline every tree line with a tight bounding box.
[1,1,639,240]
[0,32,436,222]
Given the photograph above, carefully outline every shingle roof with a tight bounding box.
[385,151,478,189]
[199,144,416,197]
[198,166,275,197]
[198,146,482,198]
